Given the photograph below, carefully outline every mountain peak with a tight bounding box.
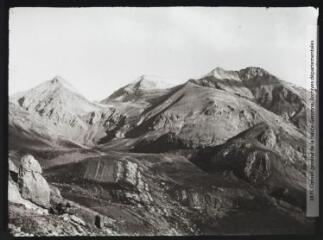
[51,75,65,83]
[103,74,177,103]
[131,75,175,91]
[203,66,271,82]
[243,66,268,73]
[239,67,269,80]
[213,66,227,72]
[45,76,78,93]
[204,67,240,81]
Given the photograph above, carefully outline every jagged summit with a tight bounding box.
[194,65,286,88]
[44,76,79,93]
[202,66,270,82]
[205,67,241,81]
[51,75,65,83]
[238,67,270,81]
[191,67,254,99]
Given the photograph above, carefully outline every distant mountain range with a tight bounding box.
[9,66,309,147]
[8,67,314,236]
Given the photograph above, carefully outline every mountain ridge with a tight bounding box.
[9,67,309,147]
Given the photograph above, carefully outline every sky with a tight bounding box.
[9,7,318,101]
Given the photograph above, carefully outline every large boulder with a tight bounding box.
[18,154,51,208]
[49,185,69,215]
[20,154,42,173]
[258,127,276,149]
[8,177,48,214]
[49,185,63,205]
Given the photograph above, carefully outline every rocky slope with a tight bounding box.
[129,80,304,151]
[192,67,310,131]
[9,77,128,146]
[190,67,254,99]
[10,76,102,126]
[189,122,307,209]
[8,67,314,236]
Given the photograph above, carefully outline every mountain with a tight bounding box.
[8,68,314,236]
[191,67,309,130]
[9,76,127,145]
[10,76,103,124]
[129,78,304,152]
[190,67,254,99]
[95,75,183,144]
[10,68,309,149]
[101,75,178,105]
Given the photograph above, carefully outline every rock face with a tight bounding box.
[238,67,310,131]
[115,160,139,187]
[80,159,141,188]
[49,185,64,209]
[174,188,221,212]
[49,157,153,206]
[241,150,271,184]
[18,155,51,208]
[258,127,276,148]
[193,139,274,184]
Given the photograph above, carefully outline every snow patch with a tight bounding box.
[205,67,241,81]
[128,75,178,91]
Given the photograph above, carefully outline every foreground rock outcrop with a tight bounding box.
[9,154,118,236]
[9,157,49,213]
[18,154,51,208]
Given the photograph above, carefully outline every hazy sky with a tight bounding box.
[9,7,318,100]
